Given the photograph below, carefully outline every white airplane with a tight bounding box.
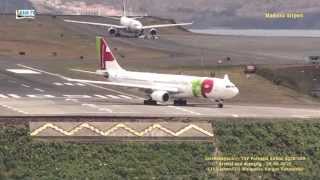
[65,37,239,108]
[64,0,192,39]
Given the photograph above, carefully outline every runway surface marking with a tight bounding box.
[34,88,45,92]
[6,69,41,74]
[3,65,317,118]
[0,102,29,114]
[53,82,86,87]
[106,95,121,99]
[0,94,139,100]
[53,82,63,86]
[232,114,240,118]
[17,64,144,99]
[64,83,74,86]
[21,84,31,88]
[63,95,91,99]
[0,94,9,98]
[8,94,21,98]
[168,106,202,116]
[94,94,108,99]
[81,103,113,113]
[118,95,133,99]
[290,115,311,119]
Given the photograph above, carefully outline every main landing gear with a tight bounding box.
[137,34,159,40]
[143,99,188,106]
[174,99,187,106]
[216,99,224,108]
[143,99,157,105]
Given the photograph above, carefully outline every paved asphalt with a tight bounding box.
[0,16,320,118]
[0,57,319,118]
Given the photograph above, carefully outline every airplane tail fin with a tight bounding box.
[96,36,124,71]
[122,0,127,17]
[224,74,230,82]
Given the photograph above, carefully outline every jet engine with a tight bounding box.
[149,28,158,36]
[108,27,118,36]
[151,91,169,102]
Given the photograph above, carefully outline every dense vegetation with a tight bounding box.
[215,120,320,180]
[1,120,320,179]
[0,124,214,180]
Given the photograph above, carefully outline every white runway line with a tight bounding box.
[21,84,31,88]
[65,98,79,102]
[53,82,63,86]
[82,104,98,108]
[118,95,133,99]
[106,95,121,99]
[168,106,202,116]
[26,94,55,98]
[34,88,45,92]
[0,94,9,98]
[0,102,29,114]
[87,83,143,99]
[82,103,113,113]
[64,83,74,86]
[63,95,92,98]
[291,115,311,119]
[53,82,86,87]
[70,68,97,74]
[6,69,41,74]
[76,83,86,86]
[44,95,55,98]
[98,108,113,113]
[8,94,21,98]
[94,95,108,99]
[17,64,144,99]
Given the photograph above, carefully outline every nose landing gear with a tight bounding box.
[216,99,224,108]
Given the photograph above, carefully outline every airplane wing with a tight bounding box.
[65,78,180,93]
[142,22,193,29]
[64,19,127,29]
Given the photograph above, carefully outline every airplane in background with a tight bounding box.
[65,37,239,108]
[64,0,192,39]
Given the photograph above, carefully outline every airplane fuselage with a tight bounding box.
[120,16,143,32]
[108,70,239,100]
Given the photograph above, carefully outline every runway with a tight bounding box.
[0,15,320,119]
[0,61,319,118]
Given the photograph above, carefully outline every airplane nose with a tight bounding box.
[134,24,142,30]
[234,87,239,96]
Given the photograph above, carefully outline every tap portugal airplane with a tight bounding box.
[64,0,192,38]
[66,37,239,108]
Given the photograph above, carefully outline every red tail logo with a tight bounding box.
[100,38,114,69]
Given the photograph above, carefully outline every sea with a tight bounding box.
[190,29,320,38]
